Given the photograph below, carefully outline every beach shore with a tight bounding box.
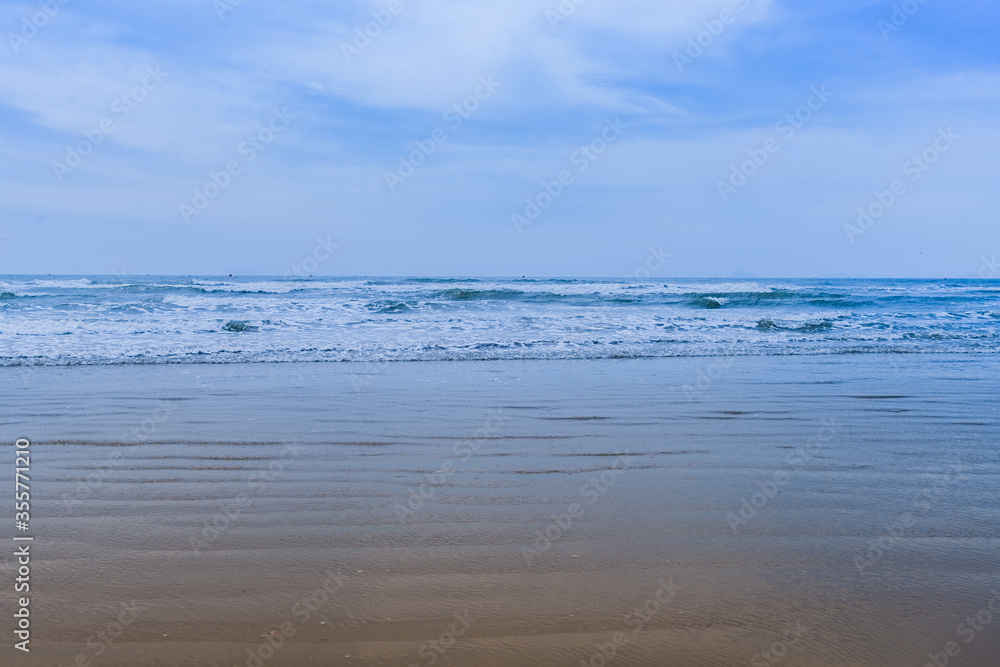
[3,355,999,666]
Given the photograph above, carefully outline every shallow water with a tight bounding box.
[3,355,999,666]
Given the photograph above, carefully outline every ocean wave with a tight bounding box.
[2,342,997,367]
[756,318,835,332]
[438,288,529,301]
[691,296,726,309]
[367,300,412,314]
[2,276,998,365]
[404,277,481,284]
[684,290,869,309]
[222,320,258,332]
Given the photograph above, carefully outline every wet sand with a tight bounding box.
[3,355,1000,666]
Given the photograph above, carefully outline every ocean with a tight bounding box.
[1,276,998,365]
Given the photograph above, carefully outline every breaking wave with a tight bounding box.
[1,276,997,365]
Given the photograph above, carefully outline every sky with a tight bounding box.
[0,0,998,278]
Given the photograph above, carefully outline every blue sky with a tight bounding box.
[1,0,998,277]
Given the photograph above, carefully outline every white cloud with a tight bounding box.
[243,0,774,110]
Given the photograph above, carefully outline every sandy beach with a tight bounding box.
[2,354,998,666]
